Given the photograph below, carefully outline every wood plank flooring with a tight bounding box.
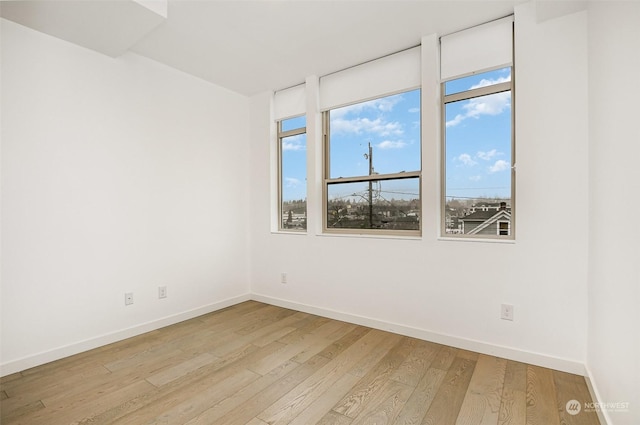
[0,301,600,425]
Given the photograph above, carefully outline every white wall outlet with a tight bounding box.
[501,303,514,321]
[281,273,287,284]
[158,286,167,299]
[125,292,134,306]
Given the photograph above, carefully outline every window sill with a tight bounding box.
[271,230,308,236]
[438,236,515,244]
[318,232,422,241]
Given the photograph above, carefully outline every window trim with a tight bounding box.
[498,220,510,236]
[321,90,422,237]
[440,69,515,240]
[277,117,307,232]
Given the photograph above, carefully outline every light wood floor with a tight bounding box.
[1,301,600,425]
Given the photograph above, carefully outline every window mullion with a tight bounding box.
[326,171,421,185]
[443,81,511,104]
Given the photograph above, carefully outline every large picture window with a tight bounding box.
[278,115,307,231]
[442,68,514,238]
[323,89,421,235]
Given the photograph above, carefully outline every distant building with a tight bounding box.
[468,202,506,213]
[281,211,306,229]
[459,202,511,236]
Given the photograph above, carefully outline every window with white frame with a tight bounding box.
[498,220,510,236]
[319,47,422,236]
[441,17,515,239]
[278,116,307,231]
[323,89,421,234]
[274,84,307,232]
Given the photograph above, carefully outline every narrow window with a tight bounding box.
[278,116,306,231]
[442,68,514,239]
[323,89,421,235]
[498,221,510,236]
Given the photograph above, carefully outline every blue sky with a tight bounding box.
[444,68,512,200]
[280,129,306,202]
[328,89,421,179]
[326,89,421,203]
[280,67,512,203]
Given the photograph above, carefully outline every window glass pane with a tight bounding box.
[444,68,511,96]
[327,177,420,231]
[444,91,511,236]
[281,133,307,230]
[281,115,306,132]
[328,89,420,179]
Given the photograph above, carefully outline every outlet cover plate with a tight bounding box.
[501,303,514,321]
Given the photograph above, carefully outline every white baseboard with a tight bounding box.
[584,365,610,425]
[2,292,587,378]
[251,293,586,375]
[0,293,251,377]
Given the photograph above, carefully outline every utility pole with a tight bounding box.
[365,142,373,228]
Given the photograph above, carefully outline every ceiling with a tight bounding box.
[1,0,538,96]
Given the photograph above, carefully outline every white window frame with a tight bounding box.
[441,73,515,240]
[322,90,422,237]
[277,117,307,232]
[498,220,510,236]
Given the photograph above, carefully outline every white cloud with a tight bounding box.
[284,177,302,188]
[457,153,477,166]
[282,134,305,151]
[331,117,403,137]
[330,94,406,137]
[408,107,420,113]
[470,74,511,90]
[446,73,512,128]
[332,95,403,119]
[373,95,403,112]
[469,175,482,182]
[489,159,510,173]
[377,140,407,149]
[469,92,510,116]
[445,114,465,128]
[477,149,499,161]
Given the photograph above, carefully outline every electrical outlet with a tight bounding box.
[501,303,514,321]
[281,273,287,284]
[158,286,167,299]
[125,292,134,306]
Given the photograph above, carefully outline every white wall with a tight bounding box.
[248,3,590,374]
[0,19,251,375]
[587,3,640,425]
[7,10,639,424]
